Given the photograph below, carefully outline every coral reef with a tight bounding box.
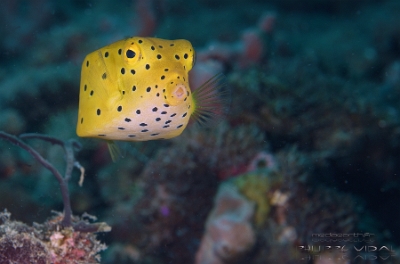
[195,182,256,264]
[178,121,266,180]
[233,171,282,227]
[192,147,366,263]
[0,210,107,264]
[101,121,265,263]
[190,12,275,89]
[231,149,361,263]
[0,132,110,263]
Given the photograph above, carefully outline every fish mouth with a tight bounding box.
[165,76,189,106]
[172,84,186,99]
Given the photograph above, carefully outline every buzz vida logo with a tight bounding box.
[298,233,396,261]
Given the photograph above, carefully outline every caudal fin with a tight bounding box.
[191,73,231,126]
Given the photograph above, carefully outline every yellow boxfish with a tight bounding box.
[76,37,228,159]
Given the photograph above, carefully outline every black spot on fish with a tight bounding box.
[117,106,122,112]
[164,68,169,72]
[98,134,106,136]
[164,104,169,107]
[131,69,136,75]
[159,45,163,48]
[145,64,150,70]
[138,39,143,43]
[156,117,161,121]
[152,107,158,112]
[151,46,155,50]
[105,51,109,57]
[161,111,167,114]
[157,54,162,59]
[175,54,180,60]
[136,109,141,114]
[151,133,159,136]
[165,120,172,124]
[170,43,174,46]
[161,75,165,80]
[97,109,101,115]
[132,85,137,91]
[163,125,169,128]
[141,129,149,132]
[122,90,125,95]
[80,118,83,124]
[146,87,151,92]
[102,73,107,79]
[139,123,147,127]
[156,93,160,97]
[118,48,122,55]
[128,134,136,138]
[177,124,183,128]
[84,84,87,91]
[86,60,89,67]
[182,113,188,118]
[118,127,125,130]
[170,113,176,117]
[184,53,188,59]
[90,90,94,96]
[121,68,125,74]
[125,118,131,122]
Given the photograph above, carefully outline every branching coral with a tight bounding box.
[0,132,81,228]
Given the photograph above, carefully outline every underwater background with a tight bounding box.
[1,0,400,263]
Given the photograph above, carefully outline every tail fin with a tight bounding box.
[191,73,231,126]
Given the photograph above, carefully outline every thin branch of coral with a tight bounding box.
[20,134,82,182]
[0,131,108,233]
[0,131,73,227]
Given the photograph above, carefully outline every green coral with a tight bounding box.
[232,170,282,227]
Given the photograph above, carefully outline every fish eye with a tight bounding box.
[123,40,141,65]
[126,49,136,59]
